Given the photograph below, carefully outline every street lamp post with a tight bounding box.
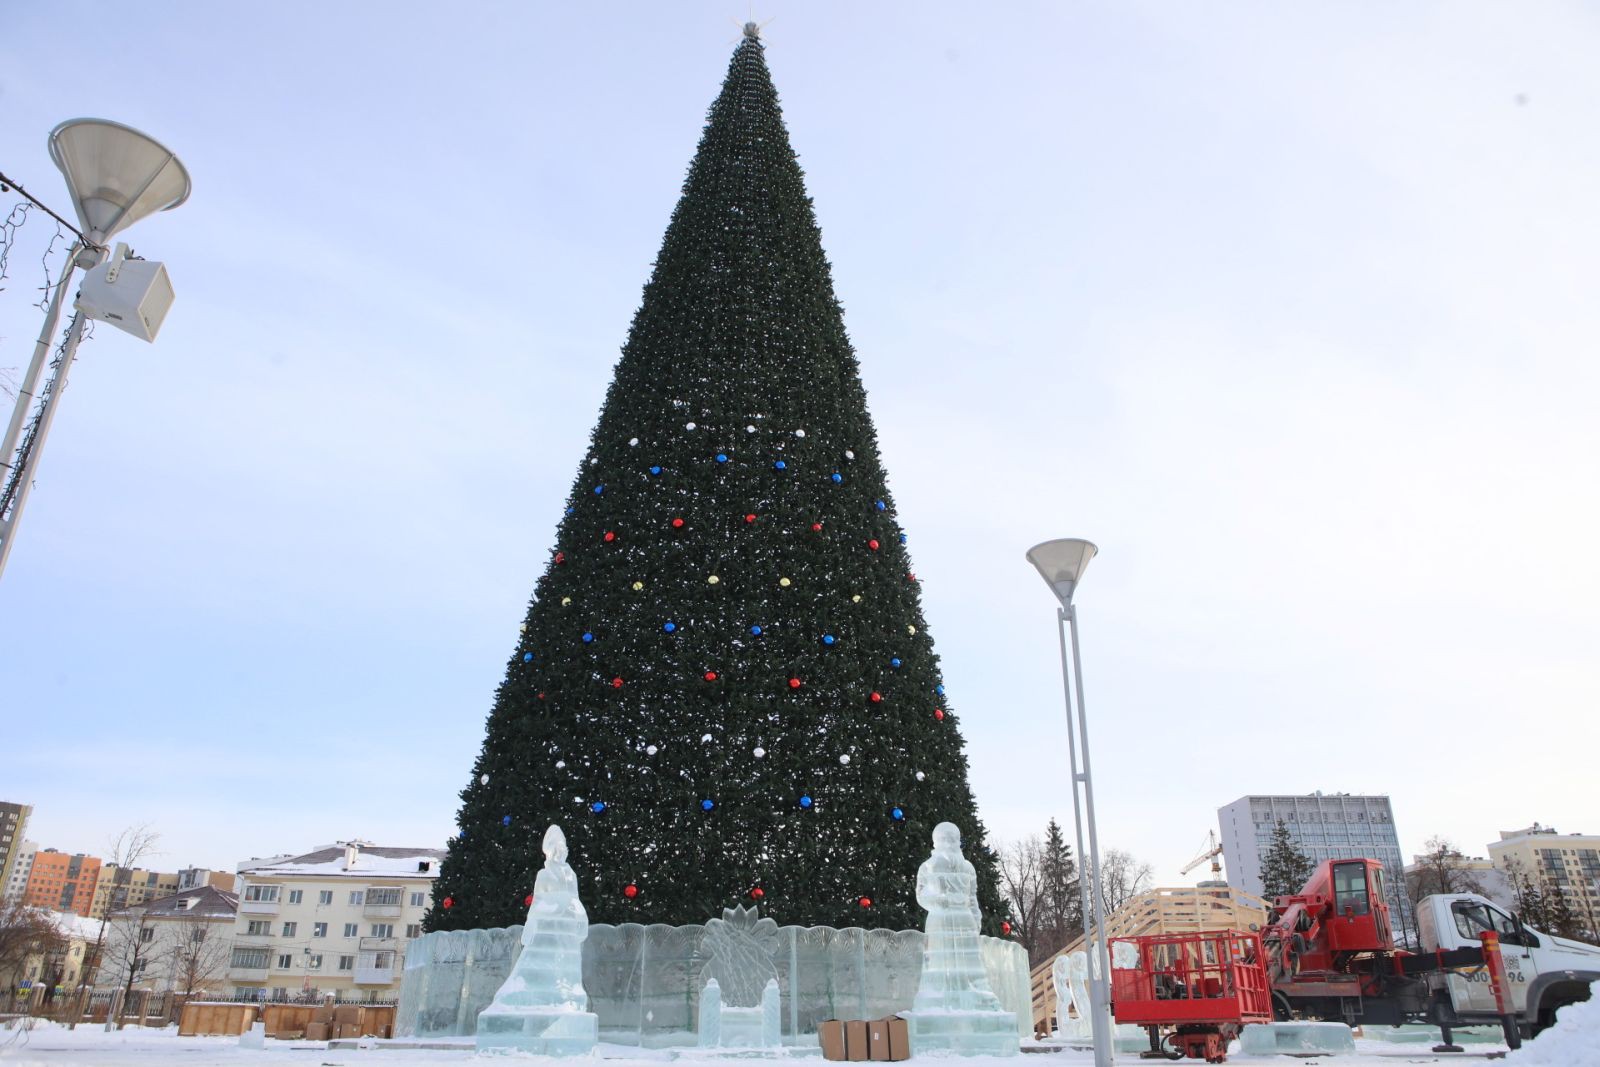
[0,118,190,581]
[1026,538,1113,1067]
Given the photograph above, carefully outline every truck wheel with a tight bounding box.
[1272,992,1293,1022]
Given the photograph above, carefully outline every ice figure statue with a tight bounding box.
[475,825,599,1056]
[904,822,1020,1056]
[1051,951,1091,1039]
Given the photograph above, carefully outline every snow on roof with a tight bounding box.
[238,843,445,880]
[48,911,104,941]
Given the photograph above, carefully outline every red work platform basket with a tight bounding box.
[1111,930,1272,1062]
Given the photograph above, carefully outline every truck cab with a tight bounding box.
[1416,892,1600,1033]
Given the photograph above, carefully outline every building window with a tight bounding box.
[282,922,297,937]
[348,891,365,905]
[370,923,393,938]
[405,924,421,939]
[139,927,154,943]
[243,885,279,903]
[231,948,270,969]
[337,955,354,971]
[276,954,293,970]
[409,892,425,907]
[287,890,303,904]
[367,887,402,906]
[308,954,323,970]
[318,890,332,905]
[246,920,271,936]
[313,922,328,938]
[343,923,358,938]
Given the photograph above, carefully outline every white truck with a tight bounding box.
[1415,891,1600,1037]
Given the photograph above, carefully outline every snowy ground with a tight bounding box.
[0,1022,1543,1067]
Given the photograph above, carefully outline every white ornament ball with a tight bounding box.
[555,760,566,769]
[795,428,806,438]
[844,449,855,460]
[646,745,658,756]
[519,623,527,633]
[915,771,926,782]
[746,424,757,433]
[753,747,766,758]
[629,437,639,446]
[685,421,697,431]
[702,733,714,743]
[839,754,851,765]
[480,773,489,784]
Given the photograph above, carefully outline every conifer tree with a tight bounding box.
[1260,819,1315,901]
[1040,818,1079,951]
[427,28,1005,935]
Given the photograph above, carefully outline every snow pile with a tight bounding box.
[1504,982,1600,1067]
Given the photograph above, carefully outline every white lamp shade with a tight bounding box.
[49,119,190,243]
[1026,538,1098,604]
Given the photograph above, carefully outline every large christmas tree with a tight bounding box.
[428,27,1006,935]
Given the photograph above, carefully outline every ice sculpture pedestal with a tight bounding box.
[475,825,599,1057]
[902,822,1019,1057]
[697,977,781,1049]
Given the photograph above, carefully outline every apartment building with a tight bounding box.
[1218,791,1415,940]
[1487,824,1600,924]
[228,841,444,1002]
[101,885,239,996]
[3,839,37,905]
[90,865,181,919]
[21,849,103,917]
[0,802,31,893]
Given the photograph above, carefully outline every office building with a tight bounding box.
[0,802,31,895]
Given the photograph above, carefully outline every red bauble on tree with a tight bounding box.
[934,708,945,721]
[603,530,617,543]
[811,522,823,532]
[672,517,685,529]
[1001,921,1012,935]
[788,677,802,689]
[868,691,882,704]
[704,670,718,682]
[858,896,872,909]
[554,552,566,565]
[868,539,880,551]
[442,896,454,909]
[745,513,757,524]
[612,677,624,689]
[623,883,639,899]
[525,893,534,906]
[749,887,765,900]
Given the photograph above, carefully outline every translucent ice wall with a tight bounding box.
[398,920,1032,1044]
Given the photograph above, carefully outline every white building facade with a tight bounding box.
[1218,792,1415,941]
[2,839,37,905]
[228,841,443,1002]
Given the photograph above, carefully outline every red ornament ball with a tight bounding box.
[934,708,946,721]
[612,677,624,689]
[442,896,454,909]
[704,670,719,682]
[603,530,616,543]
[811,522,823,532]
[537,692,545,700]
[745,513,757,524]
[788,677,802,689]
[868,539,880,551]
[750,887,765,900]
[858,896,873,908]
[525,893,534,906]
[554,552,566,565]
[623,883,639,900]
[869,691,883,704]
[672,517,685,529]
[1001,921,1012,936]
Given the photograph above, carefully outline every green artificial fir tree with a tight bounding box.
[427,28,1006,936]
[1260,819,1316,902]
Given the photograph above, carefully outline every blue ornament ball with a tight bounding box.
[663,621,677,633]
[799,794,814,809]
[502,815,512,826]
[565,507,575,516]
[875,500,886,511]
[582,632,595,644]
[890,657,902,668]
[523,652,534,662]
[594,485,605,495]
[774,459,787,471]
[935,684,945,695]
[701,799,716,812]
[750,625,763,636]
[822,634,836,646]
[591,801,607,814]
[830,472,843,484]
[891,807,905,821]
[899,533,907,544]
[649,465,662,476]
[715,453,729,464]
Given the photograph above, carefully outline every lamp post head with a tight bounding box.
[48,119,190,245]
[1025,538,1098,606]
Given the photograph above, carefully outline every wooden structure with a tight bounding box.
[1030,884,1269,1035]
[176,1000,395,1039]
[178,1001,258,1036]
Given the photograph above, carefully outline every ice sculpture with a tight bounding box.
[474,825,599,1056]
[698,976,781,1048]
[1051,950,1091,1039]
[904,822,1020,1056]
[696,905,783,1048]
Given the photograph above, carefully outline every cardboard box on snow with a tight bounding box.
[886,1017,910,1061]
[845,1020,870,1061]
[819,1020,847,1061]
[303,1022,330,1041]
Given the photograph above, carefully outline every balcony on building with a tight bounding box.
[238,885,280,914]
[353,943,400,986]
[361,888,404,919]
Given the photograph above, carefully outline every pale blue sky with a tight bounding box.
[2,2,1595,883]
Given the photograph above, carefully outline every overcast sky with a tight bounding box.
[2,2,1595,887]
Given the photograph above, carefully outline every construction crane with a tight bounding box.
[1181,830,1224,880]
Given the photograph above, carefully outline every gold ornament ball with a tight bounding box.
[907,624,917,635]
[519,623,527,633]
[632,581,644,591]
[708,575,720,585]
[779,577,791,587]
[851,594,862,603]
[561,597,572,607]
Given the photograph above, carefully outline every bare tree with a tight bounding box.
[0,900,65,1007]
[160,912,230,998]
[98,907,168,1015]
[1098,849,1153,915]
[997,835,1051,965]
[72,824,160,1027]
[1406,836,1486,903]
